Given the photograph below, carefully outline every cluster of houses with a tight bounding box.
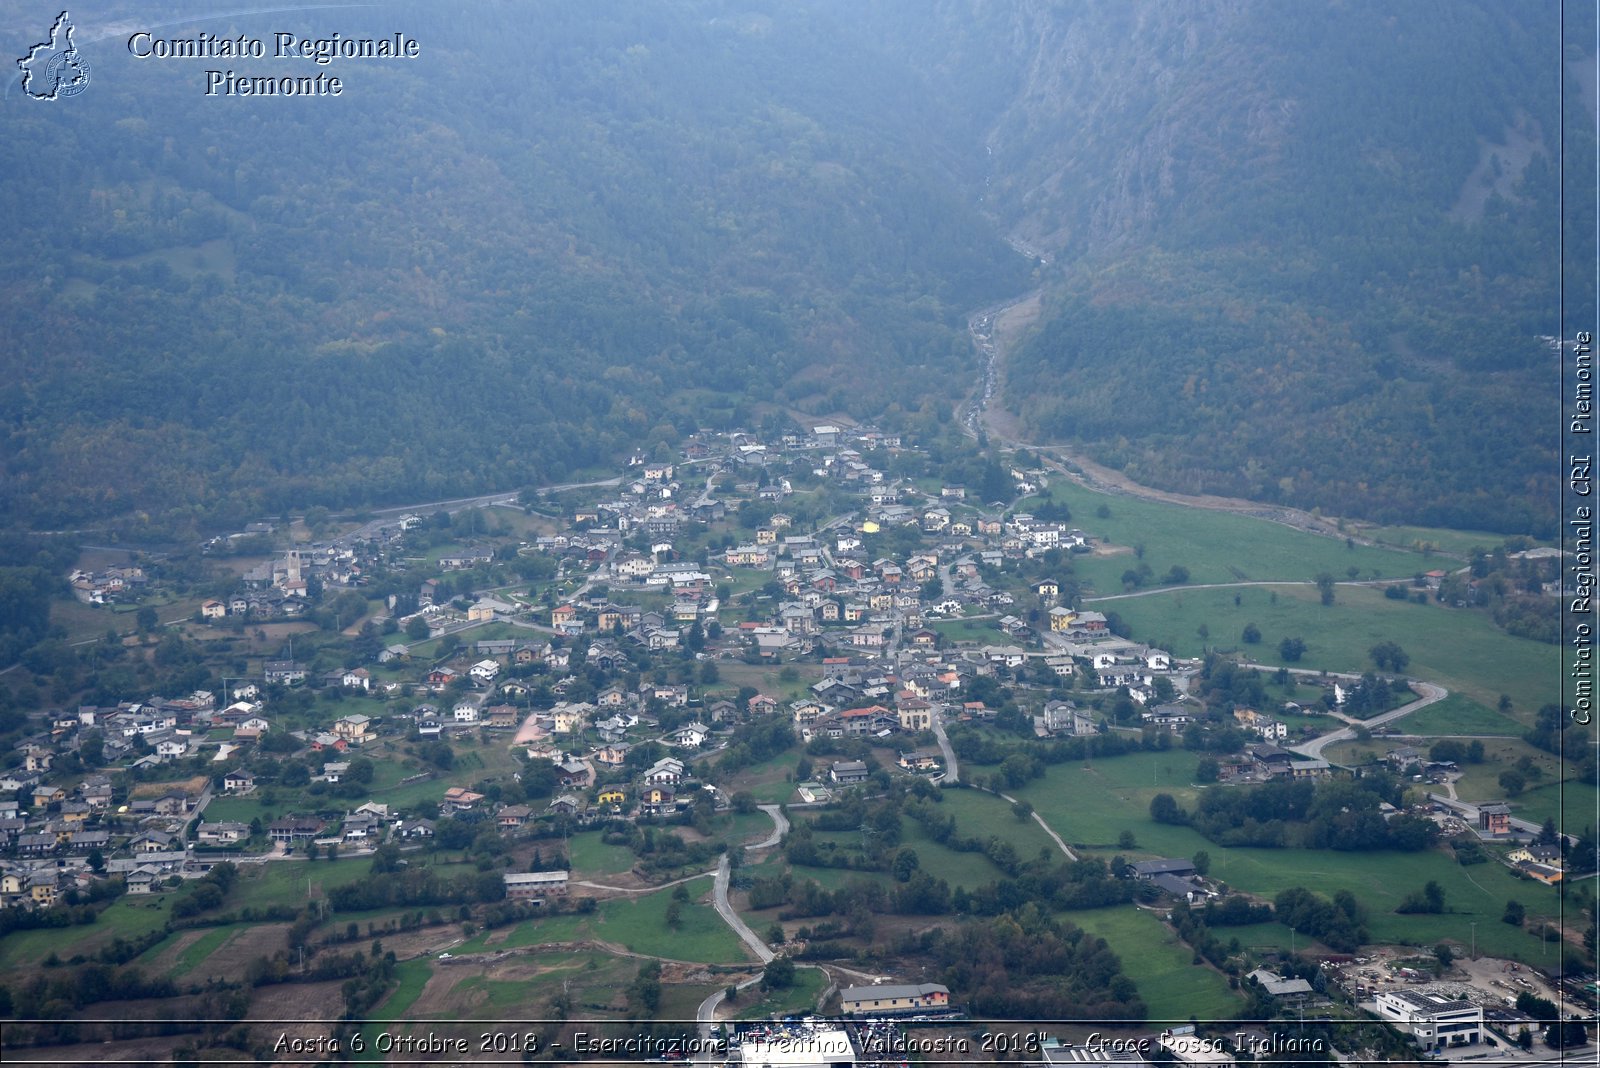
[21,420,1564,934]
[0,770,205,907]
[197,546,370,621]
[68,565,148,605]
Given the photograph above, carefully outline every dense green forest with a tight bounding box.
[0,1,1585,536]
[864,0,1587,535]
[0,2,1028,536]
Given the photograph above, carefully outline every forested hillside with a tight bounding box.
[0,1,1584,537]
[864,0,1585,535]
[0,2,1027,536]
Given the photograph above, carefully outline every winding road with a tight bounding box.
[1288,679,1450,760]
[694,804,790,1048]
[930,703,960,784]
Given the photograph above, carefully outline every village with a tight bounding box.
[1,419,1591,1061]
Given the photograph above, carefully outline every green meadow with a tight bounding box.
[1066,905,1243,1022]
[0,895,174,969]
[1355,522,1530,557]
[1010,756,1568,966]
[567,831,641,878]
[1100,584,1558,716]
[356,959,432,1061]
[733,965,829,1019]
[1395,694,1524,736]
[1022,483,1428,590]
[458,880,746,964]
[787,796,1052,895]
[931,617,1005,643]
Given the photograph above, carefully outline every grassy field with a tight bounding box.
[567,831,640,878]
[1009,756,1570,966]
[720,810,782,848]
[716,660,819,703]
[1212,920,1303,953]
[1447,738,1564,802]
[938,787,1061,859]
[1101,584,1558,717]
[791,865,895,894]
[786,803,1036,896]
[460,912,590,953]
[356,958,432,1063]
[1396,694,1524,736]
[898,819,1016,889]
[1355,522,1525,557]
[1493,777,1599,831]
[930,617,1004,644]
[0,895,174,969]
[593,882,747,962]
[203,759,444,825]
[460,881,747,964]
[1066,905,1243,1022]
[717,744,804,804]
[1023,483,1428,591]
[733,965,828,1019]
[230,856,374,909]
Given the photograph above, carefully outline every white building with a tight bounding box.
[502,871,568,900]
[1374,989,1483,1049]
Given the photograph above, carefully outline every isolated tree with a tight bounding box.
[1499,769,1527,797]
[1369,640,1409,673]
[761,956,796,990]
[892,848,920,882]
[1315,573,1336,606]
[1503,900,1526,926]
[1242,622,1262,644]
[1278,637,1306,662]
[1150,793,1186,825]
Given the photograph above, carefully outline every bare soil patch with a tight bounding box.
[131,775,209,799]
[246,978,352,1037]
[402,960,478,1018]
[193,923,292,981]
[359,922,464,962]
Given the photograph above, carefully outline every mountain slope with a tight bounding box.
[863,0,1577,534]
[0,1,1582,536]
[0,1,1027,534]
